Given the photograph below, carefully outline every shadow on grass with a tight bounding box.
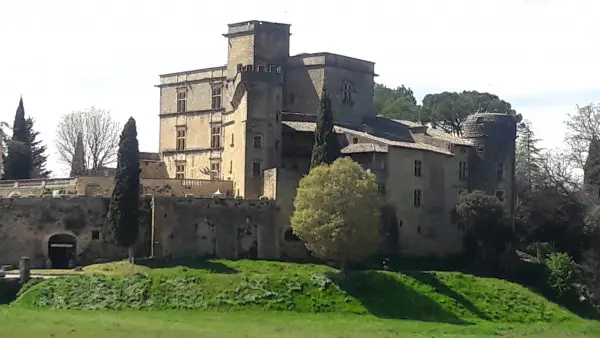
[136,257,239,274]
[404,271,490,321]
[0,279,20,305]
[326,270,471,325]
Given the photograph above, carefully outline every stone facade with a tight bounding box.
[155,20,517,258]
[0,196,277,268]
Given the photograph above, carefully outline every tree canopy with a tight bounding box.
[55,107,120,174]
[291,157,381,272]
[374,83,421,121]
[422,91,521,136]
[374,84,521,136]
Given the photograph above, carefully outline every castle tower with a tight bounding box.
[462,113,517,219]
[222,21,289,198]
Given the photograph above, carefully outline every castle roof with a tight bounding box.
[342,143,388,154]
[282,120,454,155]
[393,120,474,146]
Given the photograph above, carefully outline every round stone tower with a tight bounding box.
[462,113,517,218]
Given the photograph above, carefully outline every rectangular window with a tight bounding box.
[413,189,422,207]
[176,88,187,113]
[210,161,220,179]
[496,190,505,201]
[459,161,468,180]
[91,230,100,240]
[175,164,185,179]
[253,135,263,149]
[497,163,504,181]
[211,84,223,109]
[460,147,467,154]
[252,161,261,177]
[176,127,186,151]
[414,160,422,177]
[211,127,221,148]
[229,160,233,174]
[342,81,354,104]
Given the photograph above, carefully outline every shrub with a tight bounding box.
[545,252,576,297]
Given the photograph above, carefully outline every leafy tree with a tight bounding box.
[291,157,381,273]
[456,191,512,266]
[107,117,140,269]
[3,97,33,180]
[26,117,51,178]
[374,83,421,121]
[310,90,341,168]
[545,252,576,297]
[422,91,521,136]
[55,107,120,174]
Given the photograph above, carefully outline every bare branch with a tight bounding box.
[565,103,600,169]
[54,107,120,174]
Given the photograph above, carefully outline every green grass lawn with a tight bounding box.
[7,258,600,337]
[1,306,599,338]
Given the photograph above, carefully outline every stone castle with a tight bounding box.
[0,20,516,269]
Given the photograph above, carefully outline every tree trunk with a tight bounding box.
[128,246,135,275]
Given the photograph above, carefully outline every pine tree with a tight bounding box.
[310,90,341,169]
[107,117,140,268]
[3,97,33,180]
[26,117,51,178]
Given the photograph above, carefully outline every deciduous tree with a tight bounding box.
[108,117,140,270]
[55,107,120,174]
[291,157,381,273]
[564,103,600,169]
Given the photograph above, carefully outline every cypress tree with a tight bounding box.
[310,90,341,169]
[107,117,140,267]
[3,97,33,180]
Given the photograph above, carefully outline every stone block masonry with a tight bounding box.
[0,195,278,268]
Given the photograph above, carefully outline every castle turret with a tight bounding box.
[462,113,517,219]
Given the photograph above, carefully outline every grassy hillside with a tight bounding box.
[14,259,578,324]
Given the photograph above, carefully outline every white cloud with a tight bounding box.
[0,0,598,175]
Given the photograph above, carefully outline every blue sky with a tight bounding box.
[1,0,599,176]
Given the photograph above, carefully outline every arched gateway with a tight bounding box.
[47,233,77,269]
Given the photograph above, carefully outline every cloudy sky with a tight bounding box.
[0,0,598,176]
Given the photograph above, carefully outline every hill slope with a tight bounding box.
[14,259,577,324]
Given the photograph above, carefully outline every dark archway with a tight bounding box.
[48,233,77,269]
